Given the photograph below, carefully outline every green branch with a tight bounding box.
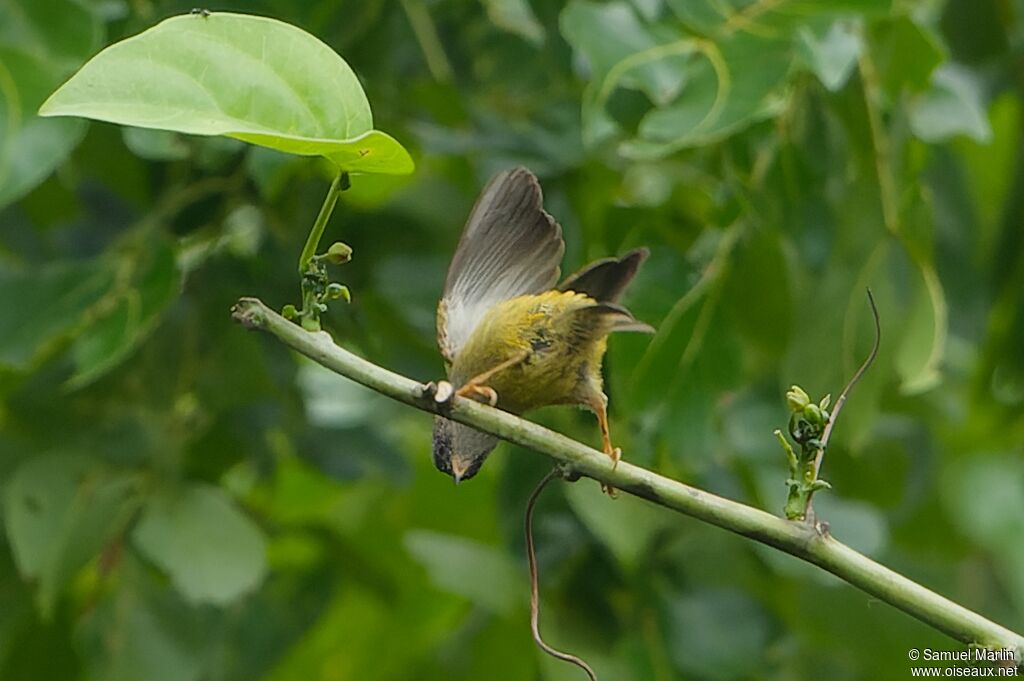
[231,296,1024,662]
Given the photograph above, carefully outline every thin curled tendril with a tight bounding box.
[525,468,598,681]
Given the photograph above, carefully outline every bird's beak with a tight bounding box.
[451,457,468,485]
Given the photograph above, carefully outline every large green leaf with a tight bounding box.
[0,259,115,371]
[723,227,793,361]
[909,64,992,143]
[77,557,216,681]
[797,20,863,92]
[625,32,792,158]
[3,454,141,617]
[895,257,947,394]
[404,530,523,615]
[943,455,1024,549]
[483,0,545,45]
[561,0,896,160]
[39,12,413,174]
[661,587,772,680]
[560,0,692,149]
[564,481,672,572]
[132,484,268,606]
[666,0,891,35]
[0,0,102,208]
[561,1,688,108]
[67,238,182,389]
[943,456,1024,613]
[869,14,944,97]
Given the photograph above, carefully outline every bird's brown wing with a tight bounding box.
[437,167,564,364]
[557,248,649,303]
[559,248,653,334]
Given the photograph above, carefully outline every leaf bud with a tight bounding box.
[326,283,351,302]
[804,403,825,429]
[786,385,810,412]
[324,241,353,264]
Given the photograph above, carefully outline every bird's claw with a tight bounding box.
[422,380,455,404]
[456,383,498,406]
[601,446,622,497]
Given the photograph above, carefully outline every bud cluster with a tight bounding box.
[285,241,354,330]
[776,385,833,521]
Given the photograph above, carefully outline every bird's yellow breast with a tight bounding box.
[449,290,609,413]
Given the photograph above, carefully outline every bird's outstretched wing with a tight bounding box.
[558,248,649,304]
[437,167,564,364]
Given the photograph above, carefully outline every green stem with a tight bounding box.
[398,0,453,82]
[231,297,1024,663]
[858,49,899,237]
[298,172,348,274]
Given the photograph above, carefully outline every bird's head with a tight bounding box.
[432,416,498,484]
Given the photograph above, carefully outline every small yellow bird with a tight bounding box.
[432,167,653,487]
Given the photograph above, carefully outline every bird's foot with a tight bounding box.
[422,380,455,404]
[600,446,622,497]
[456,383,498,406]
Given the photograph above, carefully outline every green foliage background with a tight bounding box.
[1,0,1023,679]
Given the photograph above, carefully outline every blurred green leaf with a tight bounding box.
[3,454,141,617]
[909,64,992,143]
[798,20,863,91]
[257,454,346,528]
[624,32,791,158]
[666,0,891,34]
[297,360,381,427]
[132,484,268,606]
[0,48,87,209]
[0,0,101,208]
[563,0,906,159]
[870,15,944,96]
[561,0,690,147]
[895,260,946,394]
[404,529,523,615]
[0,0,103,65]
[77,557,215,681]
[121,128,190,161]
[661,587,772,680]
[484,0,545,45]
[1001,542,1024,618]
[943,454,1024,618]
[617,161,678,207]
[723,227,792,361]
[68,239,182,388]
[39,13,413,174]
[259,580,464,681]
[4,454,91,579]
[956,94,1020,248]
[561,1,686,106]
[564,480,671,572]
[943,455,1024,549]
[813,494,889,556]
[0,260,115,370]
[722,390,784,462]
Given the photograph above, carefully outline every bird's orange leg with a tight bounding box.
[590,394,621,496]
[456,350,530,406]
